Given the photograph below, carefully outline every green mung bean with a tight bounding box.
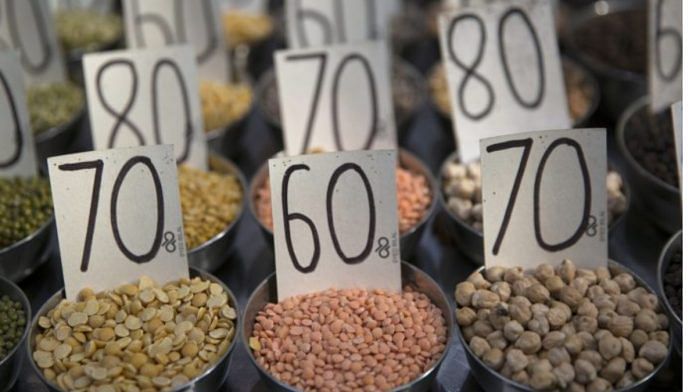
[0,177,53,248]
[55,9,123,52]
[27,82,84,135]
[0,294,26,361]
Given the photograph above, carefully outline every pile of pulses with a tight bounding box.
[456,260,670,391]
[255,166,432,233]
[199,81,253,133]
[222,10,273,48]
[32,276,236,391]
[0,176,53,248]
[442,160,628,230]
[27,82,84,135]
[178,165,243,250]
[250,286,448,391]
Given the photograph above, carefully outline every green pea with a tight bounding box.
[0,177,53,248]
[0,295,25,361]
[27,82,84,135]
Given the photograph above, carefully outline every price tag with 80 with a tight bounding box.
[0,51,37,178]
[275,41,397,156]
[123,0,229,83]
[285,0,400,49]
[438,0,570,162]
[83,45,208,170]
[480,128,607,269]
[48,145,189,300]
[270,150,401,300]
[0,0,66,84]
[649,0,682,112]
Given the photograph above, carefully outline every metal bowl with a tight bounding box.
[616,96,681,234]
[34,104,86,171]
[657,231,682,355]
[0,275,31,392]
[248,149,438,262]
[242,261,454,392]
[561,0,647,120]
[437,152,631,265]
[457,260,674,392]
[187,153,248,272]
[26,266,239,392]
[0,215,54,283]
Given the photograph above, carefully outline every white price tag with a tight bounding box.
[438,0,570,162]
[83,46,208,170]
[0,52,37,178]
[48,145,189,300]
[275,41,397,156]
[481,128,607,269]
[51,0,114,13]
[219,0,267,14]
[123,0,230,83]
[671,101,682,187]
[0,0,66,84]
[285,0,401,49]
[270,150,401,300]
[649,0,682,113]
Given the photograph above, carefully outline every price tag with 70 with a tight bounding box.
[481,128,607,269]
[649,0,681,112]
[48,145,189,300]
[275,41,397,156]
[270,150,401,300]
[438,0,570,162]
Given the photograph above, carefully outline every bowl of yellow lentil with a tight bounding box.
[199,81,254,154]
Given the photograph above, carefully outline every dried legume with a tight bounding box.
[32,275,236,391]
[27,82,84,135]
[199,81,253,133]
[222,10,273,48]
[456,259,670,391]
[663,249,682,319]
[250,286,448,391]
[55,9,123,52]
[0,177,52,249]
[0,294,26,361]
[178,165,243,250]
[625,106,678,187]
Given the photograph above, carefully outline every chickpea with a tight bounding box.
[577,299,598,319]
[574,359,597,384]
[558,286,583,310]
[594,329,612,342]
[531,303,550,317]
[649,331,670,347]
[554,362,575,388]
[560,323,576,337]
[564,334,584,356]
[463,326,475,341]
[547,347,571,367]
[637,293,659,311]
[511,370,530,384]
[486,330,508,350]
[542,331,566,350]
[616,372,635,388]
[568,382,587,392]
[469,336,491,358]
[544,276,565,294]
[629,330,649,350]
[627,287,648,303]
[634,309,659,332]
[595,267,610,281]
[571,278,590,297]
[598,335,622,360]
[526,284,551,304]
[587,377,612,392]
[467,272,491,289]
[600,357,626,383]
[586,285,605,301]
[598,278,621,296]
[528,358,552,374]
[529,369,557,390]
[573,315,598,334]
[483,348,505,370]
[515,331,542,354]
[471,290,500,309]
[597,309,617,329]
[535,264,555,282]
[620,337,635,362]
[657,314,669,330]
[473,320,494,338]
[504,267,525,284]
[478,308,491,321]
[631,357,654,379]
[455,282,476,307]
[578,350,603,369]
[512,279,533,297]
[615,297,641,317]
[638,340,668,365]
[506,348,529,373]
[557,259,577,284]
[593,294,616,311]
[504,320,524,342]
[484,266,506,283]
[456,307,477,327]
[490,282,511,302]
[509,303,532,325]
[608,315,633,338]
[613,273,636,293]
[576,269,598,285]
[551,301,573,320]
[576,332,597,351]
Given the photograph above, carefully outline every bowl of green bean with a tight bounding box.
[0,275,31,392]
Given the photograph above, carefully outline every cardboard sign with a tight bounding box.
[480,128,607,269]
[0,0,66,84]
[123,0,229,83]
[275,41,397,156]
[671,101,682,188]
[219,0,268,14]
[0,52,37,178]
[649,0,682,113]
[285,0,401,49]
[48,145,189,300]
[83,46,208,170]
[438,0,570,162]
[269,150,401,300]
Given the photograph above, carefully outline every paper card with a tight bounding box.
[219,0,268,14]
[285,0,401,49]
[269,150,401,300]
[0,52,37,178]
[438,0,571,162]
[671,101,682,188]
[83,45,208,170]
[480,128,607,269]
[123,0,230,83]
[48,145,189,300]
[274,41,397,156]
[649,0,682,113]
[50,0,115,12]
[0,0,66,84]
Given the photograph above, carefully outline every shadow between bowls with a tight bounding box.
[242,261,454,392]
[187,153,248,272]
[0,276,31,392]
[35,106,86,171]
[26,267,239,392]
[0,216,55,283]
[457,260,674,392]
[436,152,631,266]
[247,149,438,263]
[657,231,682,356]
[615,96,681,234]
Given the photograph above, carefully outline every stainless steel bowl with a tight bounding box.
[616,96,681,234]
[35,104,86,170]
[242,261,454,392]
[27,266,239,392]
[0,276,31,392]
[0,216,54,282]
[562,0,647,120]
[248,149,438,262]
[657,231,682,355]
[457,260,674,392]
[187,153,248,272]
[437,152,631,265]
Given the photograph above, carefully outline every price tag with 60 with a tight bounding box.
[269,150,401,300]
[48,145,189,300]
[481,128,607,269]
[648,0,681,112]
